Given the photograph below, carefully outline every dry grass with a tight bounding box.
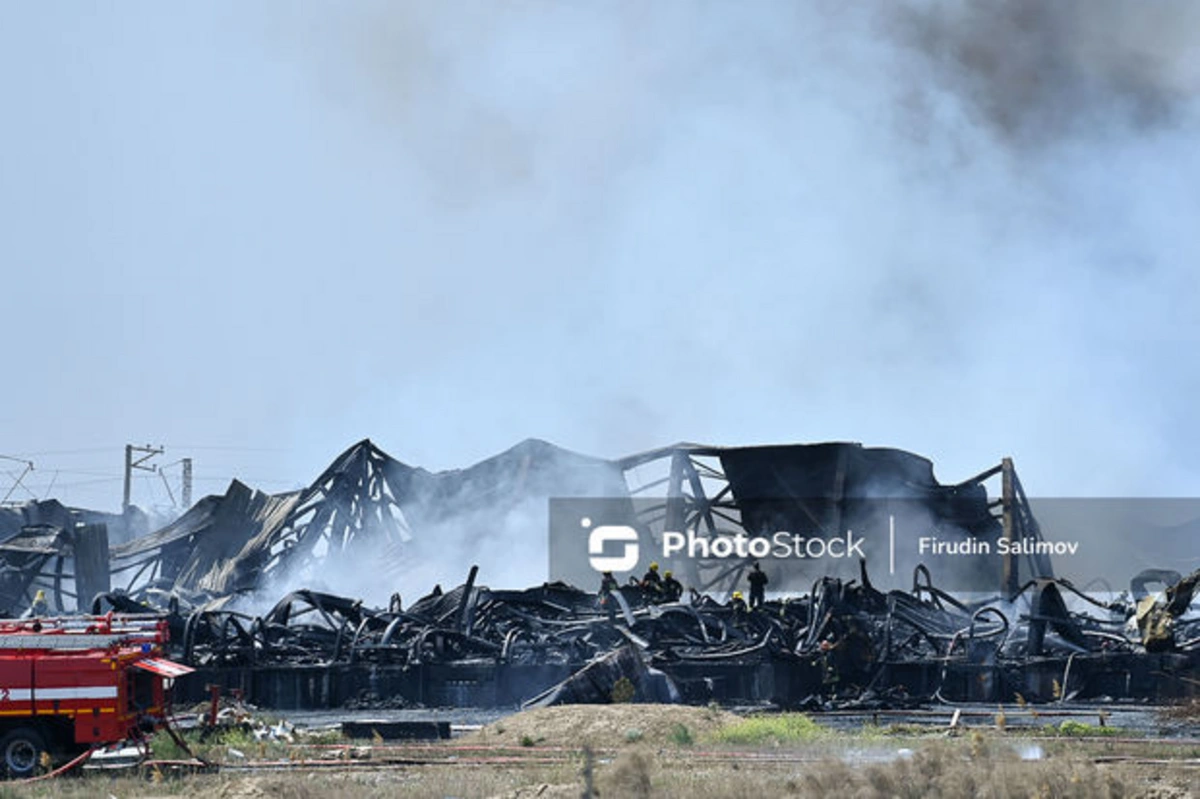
[600,742,1198,799]
[4,742,1198,799]
[1160,698,1200,721]
[5,704,1198,798]
[602,751,654,799]
[793,742,1129,799]
[6,767,585,799]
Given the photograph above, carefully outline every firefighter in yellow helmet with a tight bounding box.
[661,570,683,602]
[30,589,49,617]
[640,561,663,601]
[730,590,748,616]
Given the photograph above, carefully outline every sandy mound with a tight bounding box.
[469,703,740,748]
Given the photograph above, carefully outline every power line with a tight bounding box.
[3,444,306,507]
[32,477,123,488]
[1,468,38,502]
[1,456,37,505]
[41,469,58,499]
[162,445,291,452]
[7,447,121,458]
[25,469,122,478]
[191,475,300,485]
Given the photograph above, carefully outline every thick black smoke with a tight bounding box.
[894,0,1200,146]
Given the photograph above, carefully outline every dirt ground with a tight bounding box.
[467,702,741,748]
[9,751,1196,799]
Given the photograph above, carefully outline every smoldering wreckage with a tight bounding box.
[0,439,1197,714]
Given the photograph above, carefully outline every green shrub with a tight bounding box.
[714,713,826,745]
[611,676,636,703]
[1053,720,1122,737]
[669,723,694,746]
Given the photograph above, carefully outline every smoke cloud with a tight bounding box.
[278,0,1199,494]
[893,1,1200,147]
[1,0,1197,528]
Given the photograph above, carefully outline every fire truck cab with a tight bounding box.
[0,614,192,778]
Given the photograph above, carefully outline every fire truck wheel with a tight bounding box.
[0,727,47,779]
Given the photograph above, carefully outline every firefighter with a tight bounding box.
[29,589,48,617]
[730,590,748,618]
[661,570,683,602]
[641,561,663,600]
[598,571,618,622]
[819,637,839,690]
[599,571,618,595]
[838,616,876,689]
[817,614,843,691]
[747,561,768,609]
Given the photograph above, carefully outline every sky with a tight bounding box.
[1,1,1198,515]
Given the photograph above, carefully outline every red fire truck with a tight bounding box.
[0,613,193,778]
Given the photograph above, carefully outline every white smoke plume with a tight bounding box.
[272,0,1200,497]
[2,1,1197,520]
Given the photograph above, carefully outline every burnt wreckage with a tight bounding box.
[0,439,1197,710]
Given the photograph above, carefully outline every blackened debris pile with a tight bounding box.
[112,561,1199,710]
[1,438,1197,710]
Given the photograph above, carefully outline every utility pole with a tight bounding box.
[182,457,193,509]
[123,444,164,513]
[0,455,35,506]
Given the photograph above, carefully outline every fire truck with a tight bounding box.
[0,613,193,778]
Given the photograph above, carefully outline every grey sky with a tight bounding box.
[2,2,1197,513]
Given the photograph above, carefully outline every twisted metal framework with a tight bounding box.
[104,440,415,599]
[9,440,1052,619]
[0,526,74,614]
[618,445,745,595]
[254,441,414,588]
[615,444,1050,599]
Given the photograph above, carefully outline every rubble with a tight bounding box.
[114,559,1194,711]
[523,645,681,707]
[0,438,1195,711]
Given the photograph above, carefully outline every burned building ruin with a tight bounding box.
[1,438,1196,710]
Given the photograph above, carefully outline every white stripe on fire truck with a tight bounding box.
[2,686,119,701]
[0,635,126,649]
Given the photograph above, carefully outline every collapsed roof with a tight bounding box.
[112,438,631,600]
[0,499,137,545]
[0,500,140,614]
[5,438,1043,611]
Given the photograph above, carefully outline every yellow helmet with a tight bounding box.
[663,570,673,578]
[34,590,45,602]
[732,591,744,600]
[649,562,659,571]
